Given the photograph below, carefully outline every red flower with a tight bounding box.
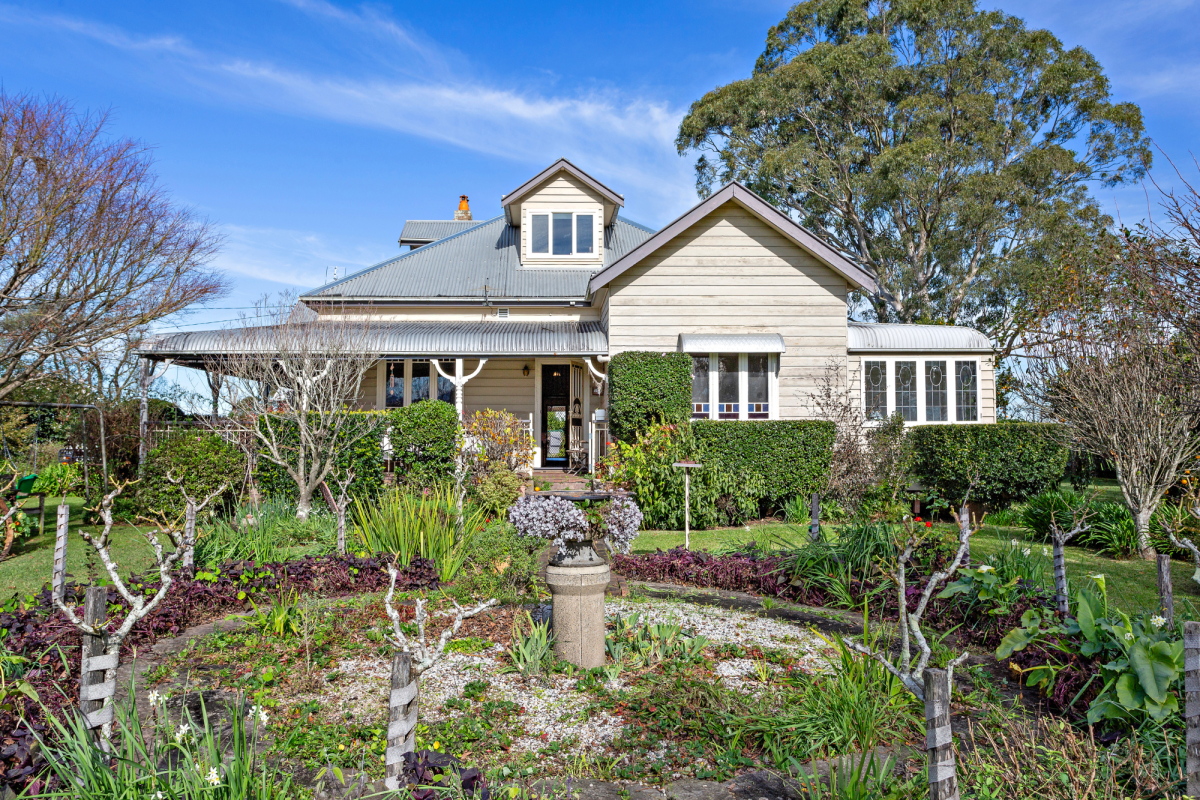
[925,522,932,528]
[915,516,922,522]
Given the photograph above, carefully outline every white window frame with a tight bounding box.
[858,356,982,426]
[691,352,779,421]
[524,208,602,262]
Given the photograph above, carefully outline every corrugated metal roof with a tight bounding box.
[399,220,482,243]
[678,333,786,353]
[847,322,991,353]
[140,320,608,358]
[303,216,656,301]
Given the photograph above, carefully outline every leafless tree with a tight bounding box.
[166,472,227,571]
[382,566,498,675]
[1020,324,1200,559]
[54,483,190,738]
[217,295,380,519]
[0,93,226,400]
[845,515,973,701]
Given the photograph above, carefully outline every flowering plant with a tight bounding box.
[508,495,643,555]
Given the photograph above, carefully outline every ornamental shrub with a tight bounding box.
[909,422,1068,505]
[138,433,245,517]
[255,411,386,502]
[693,420,834,501]
[608,351,692,442]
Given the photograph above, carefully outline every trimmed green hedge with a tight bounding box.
[694,420,835,501]
[139,433,245,517]
[909,423,1068,505]
[608,351,692,442]
[257,403,459,503]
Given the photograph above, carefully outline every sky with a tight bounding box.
[3,0,1199,399]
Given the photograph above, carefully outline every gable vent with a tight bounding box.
[496,307,510,319]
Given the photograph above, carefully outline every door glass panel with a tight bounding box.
[747,353,769,419]
[552,213,573,255]
[718,353,739,419]
[411,362,430,403]
[385,361,404,408]
[545,407,567,459]
[691,356,710,419]
[576,214,593,254]
[956,361,978,421]
[531,214,549,254]
[895,361,917,421]
[926,360,947,421]
[864,361,886,420]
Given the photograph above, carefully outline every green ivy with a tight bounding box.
[608,351,692,442]
[693,420,834,502]
[909,423,1068,505]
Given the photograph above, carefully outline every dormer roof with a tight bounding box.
[501,158,624,226]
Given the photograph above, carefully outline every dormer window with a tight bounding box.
[530,211,595,257]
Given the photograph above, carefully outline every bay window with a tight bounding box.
[689,353,778,421]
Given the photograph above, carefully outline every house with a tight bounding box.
[141,159,995,469]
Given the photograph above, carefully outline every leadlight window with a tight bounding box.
[717,353,740,419]
[895,361,917,421]
[925,360,947,421]
[747,354,769,419]
[864,361,887,420]
[956,361,978,421]
[411,361,454,404]
[691,357,710,419]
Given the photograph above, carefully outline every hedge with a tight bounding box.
[909,422,1068,505]
[608,351,692,442]
[257,403,459,503]
[138,433,246,517]
[693,420,835,501]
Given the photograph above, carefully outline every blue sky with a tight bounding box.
[3,0,1199,345]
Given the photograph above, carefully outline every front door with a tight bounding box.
[542,364,569,467]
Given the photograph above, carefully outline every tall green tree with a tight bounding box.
[677,0,1150,358]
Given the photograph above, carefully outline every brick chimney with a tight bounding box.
[454,194,472,221]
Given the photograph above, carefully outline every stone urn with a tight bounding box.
[544,539,609,668]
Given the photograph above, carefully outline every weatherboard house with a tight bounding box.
[142,159,995,469]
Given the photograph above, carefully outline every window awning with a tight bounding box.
[677,333,786,354]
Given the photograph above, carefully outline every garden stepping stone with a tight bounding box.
[664,779,735,800]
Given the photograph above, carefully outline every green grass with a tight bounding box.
[0,496,174,600]
[631,517,1196,618]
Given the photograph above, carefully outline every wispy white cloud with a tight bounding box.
[212,224,393,287]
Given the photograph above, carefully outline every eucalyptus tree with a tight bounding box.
[676,0,1150,358]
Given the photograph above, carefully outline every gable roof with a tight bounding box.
[502,158,624,224]
[587,182,876,295]
[301,214,656,303]
[398,220,481,248]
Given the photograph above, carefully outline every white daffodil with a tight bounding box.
[1010,539,1018,547]
[1151,615,1167,629]
[1042,547,1050,557]
[977,565,994,573]
[206,767,220,786]
[247,705,269,726]
[148,690,160,706]
[174,723,189,743]
[1022,548,1031,556]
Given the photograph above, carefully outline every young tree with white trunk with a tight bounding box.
[217,295,381,520]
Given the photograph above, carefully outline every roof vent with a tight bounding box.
[455,195,472,221]
[496,307,509,319]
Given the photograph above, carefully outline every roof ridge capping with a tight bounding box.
[588,181,876,296]
[301,215,504,298]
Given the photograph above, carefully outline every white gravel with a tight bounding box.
[295,597,834,759]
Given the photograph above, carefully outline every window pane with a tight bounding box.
[412,362,432,402]
[386,361,404,408]
[956,361,978,421]
[925,360,947,421]
[864,361,886,420]
[552,212,573,255]
[436,365,455,404]
[718,353,739,419]
[531,214,548,254]
[895,361,917,421]
[691,356,710,419]
[576,214,593,254]
[747,353,769,419]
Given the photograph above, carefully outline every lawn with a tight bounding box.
[0,496,174,599]
[632,519,1194,619]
